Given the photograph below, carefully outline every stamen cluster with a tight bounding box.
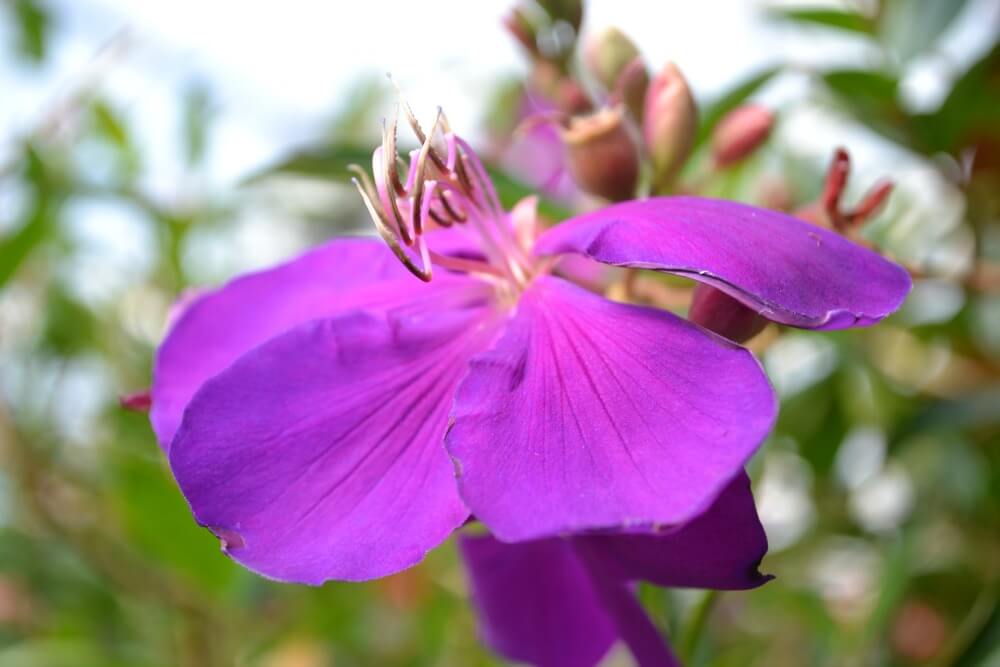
[353,104,534,286]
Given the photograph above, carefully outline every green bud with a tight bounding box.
[584,27,642,91]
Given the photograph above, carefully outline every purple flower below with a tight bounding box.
[150,106,909,591]
[459,473,772,667]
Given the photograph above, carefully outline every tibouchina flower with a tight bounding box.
[150,108,909,585]
[460,473,771,667]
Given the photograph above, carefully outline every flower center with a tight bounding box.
[353,104,537,294]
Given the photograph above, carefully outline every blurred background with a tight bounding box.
[1,0,999,665]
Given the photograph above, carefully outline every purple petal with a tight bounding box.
[458,534,618,667]
[500,92,579,202]
[447,276,776,542]
[534,196,911,329]
[151,237,471,448]
[575,472,773,590]
[169,290,498,583]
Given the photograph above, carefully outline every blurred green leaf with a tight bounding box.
[767,8,875,36]
[91,101,129,149]
[0,147,61,288]
[8,0,51,63]
[696,67,779,146]
[105,421,239,593]
[181,83,212,167]
[953,594,1000,667]
[865,535,912,646]
[40,287,98,356]
[916,43,1000,154]
[0,640,143,667]
[880,0,970,63]
[485,167,572,220]
[820,69,919,145]
[242,143,373,184]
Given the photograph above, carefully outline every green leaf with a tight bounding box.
[242,144,373,184]
[9,0,51,63]
[819,69,917,144]
[696,67,780,146]
[485,167,572,221]
[0,147,61,288]
[0,640,125,667]
[880,0,971,63]
[91,100,130,149]
[767,8,876,36]
[916,42,1000,153]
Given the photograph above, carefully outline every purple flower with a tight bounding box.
[460,473,771,667]
[150,108,909,589]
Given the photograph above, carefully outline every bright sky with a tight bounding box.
[2,0,996,191]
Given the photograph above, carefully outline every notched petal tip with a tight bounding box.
[207,525,246,551]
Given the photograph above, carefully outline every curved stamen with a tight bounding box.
[437,189,468,224]
[411,111,444,236]
[381,117,413,245]
[352,176,431,282]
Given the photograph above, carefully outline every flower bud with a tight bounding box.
[643,62,697,192]
[503,8,540,58]
[536,0,583,32]
[561,106,640,201]
[688,284,767,343]
[119,389,152,413]
[712,104,774,168]
[584,27,641,92]
[615,56,650,123]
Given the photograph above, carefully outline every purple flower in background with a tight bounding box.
[150,105,909,593]
[500,91,580,201]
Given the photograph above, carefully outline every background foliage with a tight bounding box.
[1,1,999,665]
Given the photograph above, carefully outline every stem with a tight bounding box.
[680,590,720,662]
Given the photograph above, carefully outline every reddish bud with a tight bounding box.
[561,106,640,201]
[555,78,593,115]
[119,389,152,413]
[689,284,767,343]
[846,180,893,225]
[814,147,894,231]
[821,147,851,215]
[504,9,540,58]
[712,104,774,168]
[611,56,650,122]
[643,62,697,192]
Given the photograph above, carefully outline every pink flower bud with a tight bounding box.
[584,27,641,92]
[561,107,640,201]
[642,62,697,192]
[119,389,152,413]
[711,104,774,168]
[688,284,767,343]
[503,9,540,58]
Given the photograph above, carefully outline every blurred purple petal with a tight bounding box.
[458,534,618,667]
[151,238,471,448]
[534,196,911,329]
[447,275,776,542]
[500,94,578,202]
[169,291,497,583]
[576,472,773,590]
